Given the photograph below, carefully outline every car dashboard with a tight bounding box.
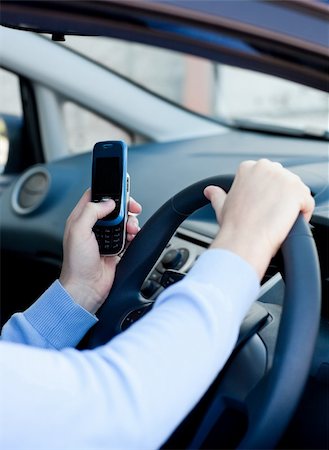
[1,128,328,319]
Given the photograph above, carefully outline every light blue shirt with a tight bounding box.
[0,249,259,450]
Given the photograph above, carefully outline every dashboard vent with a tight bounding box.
[12,166,50,215]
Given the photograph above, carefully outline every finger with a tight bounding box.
[238,160,256,174]
[126,233,136,242]
[272,161,283,169]
[128,197,142,215]
[127,215,140,235]
[300,189,315,223]
[204,186,227,223]
[70,191,141,223]
[75,199,116,234]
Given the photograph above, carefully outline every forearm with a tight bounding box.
[0,280,97,349]
[0,250,259,450]
[98,249,259,448]
[210,230,270,280]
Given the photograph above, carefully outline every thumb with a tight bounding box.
[204,185,227,224]
[77,199,116,233]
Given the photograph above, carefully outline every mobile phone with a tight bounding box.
[91,140,129,255]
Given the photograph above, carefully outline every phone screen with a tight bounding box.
[93,156,122,220]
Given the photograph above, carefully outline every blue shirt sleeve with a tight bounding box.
[1,280,97,349]
[0,249,259,450]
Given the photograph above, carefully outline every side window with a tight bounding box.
[63,101,132,155]
[0,68,23,172]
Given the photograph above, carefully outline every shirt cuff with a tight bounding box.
[24,280,98,349]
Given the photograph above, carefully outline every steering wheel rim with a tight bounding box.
[85,175,321,449]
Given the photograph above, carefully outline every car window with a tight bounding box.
[63,101,132,154]
[62,35,328,137]
[0,68,23,172]
[62,35,187,107]
[214,65,329,135]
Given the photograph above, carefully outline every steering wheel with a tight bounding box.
[85,175,321,449]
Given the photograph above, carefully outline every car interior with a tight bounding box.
[1,1,328,449]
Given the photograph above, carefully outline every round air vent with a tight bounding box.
[12,166,50,215]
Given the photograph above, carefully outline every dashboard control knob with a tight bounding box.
[161,248,190,270]
[140,280,160,299]
[162,249,182,269]
[161,270,186,288]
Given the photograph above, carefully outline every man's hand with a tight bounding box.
[59,189,142,314]
[204,159,315,280]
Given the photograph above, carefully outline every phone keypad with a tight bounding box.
[93,223,124,254]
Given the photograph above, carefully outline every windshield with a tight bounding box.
[62,35,328,137]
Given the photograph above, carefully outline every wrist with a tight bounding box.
[210,228,272,281]
[59,276,103,315]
